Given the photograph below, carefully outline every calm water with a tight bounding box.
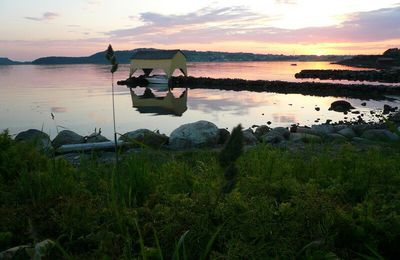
[0,62,399,139]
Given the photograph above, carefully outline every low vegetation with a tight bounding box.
[0,129,399,259]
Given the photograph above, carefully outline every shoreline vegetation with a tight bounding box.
[1,116,400,258]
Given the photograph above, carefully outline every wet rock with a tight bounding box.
[351,111,360,114]
[329,100,355,112]
[243,129,259,145]
[267,121,272,125]
[289,133,322,143]
[254,125,270,139]
[218,128,230,144]
[15,129,52,151]
[361,129,399,142]
[337,127,356,139]
[361,102,367,106]
[169,120,219,150]
[119,129,168,148]
[52,130,84,149]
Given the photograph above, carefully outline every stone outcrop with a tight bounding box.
[169,120,219,150]
[15,129,52,151]
[52,130,84,148]
[119,129,168,148]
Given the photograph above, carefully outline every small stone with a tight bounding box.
[361,102,367,106]
[315,107,320,111]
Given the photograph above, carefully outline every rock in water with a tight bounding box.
[169,120,219,150]
[52,130,84,148]
[328,100,355,112]
[15,129,52,151]
[119,129,168,148]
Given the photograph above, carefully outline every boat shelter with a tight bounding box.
[129,50,188,78]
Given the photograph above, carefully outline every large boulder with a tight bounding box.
[169,121,219,150]
[15,129,52,151]
[254,125,270,139]
[242,129,258,145]
[218,128,230,145]
[328,100,354,112]
[311,124,335,135]
[289,133,322,143]
[119,129,168,148]
[260,127,289,144]
[337,127,356,139]
[52,130,84,148]
[361,129,399,142]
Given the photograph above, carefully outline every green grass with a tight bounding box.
[1,131,400,259]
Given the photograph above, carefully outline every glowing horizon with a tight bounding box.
[1,0,399,61]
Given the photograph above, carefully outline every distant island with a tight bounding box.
[336,48,400,69]
[1,49,352,65]
[0,57,28,65]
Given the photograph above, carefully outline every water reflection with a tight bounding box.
[130,87,188,116]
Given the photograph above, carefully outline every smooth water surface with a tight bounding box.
[0,62,399,139]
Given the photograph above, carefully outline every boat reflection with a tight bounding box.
[129,87,188,116]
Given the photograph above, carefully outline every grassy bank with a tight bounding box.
[1,131,400,259]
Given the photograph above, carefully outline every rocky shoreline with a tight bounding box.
[12,106,400,166]
[117,76,400,99]
[295,69,400,83]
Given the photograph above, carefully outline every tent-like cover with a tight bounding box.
[129,50,187,78]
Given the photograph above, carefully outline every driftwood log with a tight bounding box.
[57,141,127,154]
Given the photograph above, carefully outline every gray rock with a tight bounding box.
[329,100,355,112]
[242,129,259,145]
[254,125,270,139]
[119,129,168,148]
[352,137,377,145]
[0,245,31,259]
[311,124,335,135]
[328,133,347,143]
[15,129,52,151]
[351,124,386,135]
[337,127,356,139]
[260,131,284,144]
[52,130,84,148]
[289,133,322,143]
[361,129,399,142]
[271,127,290,138]
[296,126,318,135]
[218,128,230,145]
[34,239,55,258]
[169,120,219,150]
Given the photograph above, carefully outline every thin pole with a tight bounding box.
[111,73,119,163]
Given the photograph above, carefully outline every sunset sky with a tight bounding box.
[1,0,399,61]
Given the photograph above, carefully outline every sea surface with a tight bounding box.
[0,61,399,139]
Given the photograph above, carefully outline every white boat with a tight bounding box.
[145,75,169,84]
